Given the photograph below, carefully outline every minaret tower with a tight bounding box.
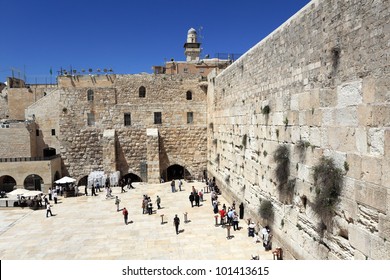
[184,28,201,62]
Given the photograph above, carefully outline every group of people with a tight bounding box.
[188,186,203,207]
[170,179,183,192]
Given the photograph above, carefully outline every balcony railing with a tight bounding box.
[0,154,60,163]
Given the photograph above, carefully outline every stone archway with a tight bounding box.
[122,173,142,184]
[24,174,44,191]
[0,175,17,193]
[164,164,191,181]
[78,175,88,187]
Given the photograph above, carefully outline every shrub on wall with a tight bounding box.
[313,156,343,221]
[259,199,274,220]
[273,145,290,187]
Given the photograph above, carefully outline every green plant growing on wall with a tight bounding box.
[261,105,270,115]
[344,161,349,173]
[273,145,290,187]
[259,199,274,220]
[313,156,343,224]
[283,117,289,127]
[242,134,247,149]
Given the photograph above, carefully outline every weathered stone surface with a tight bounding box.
[355,182,387,213]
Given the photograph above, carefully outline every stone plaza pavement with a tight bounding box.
[0,181,276,260]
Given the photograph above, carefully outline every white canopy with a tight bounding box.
[55,176,76,184]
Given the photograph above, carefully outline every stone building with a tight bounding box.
[0,27,230,192]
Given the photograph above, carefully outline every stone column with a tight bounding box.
[102,129,117,174]
[146,128,160,183]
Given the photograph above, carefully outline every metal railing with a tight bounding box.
[0,154,60,163]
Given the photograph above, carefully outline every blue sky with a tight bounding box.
[0,0,310,83]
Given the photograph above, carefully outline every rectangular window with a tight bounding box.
[87,113,95,126]
[154,112,162,124]
[36,129,39,136]
[187,112,193,124]
[51,129,56,136]
[183,68,188,73]
[124,113,131,126]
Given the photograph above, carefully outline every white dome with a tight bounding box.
[188,28,197,34]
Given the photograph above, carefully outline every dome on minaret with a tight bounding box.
[188,28,197,34]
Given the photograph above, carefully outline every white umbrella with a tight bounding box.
[8,189,27,196]
[23,190,43,197]
[55,176,76,184]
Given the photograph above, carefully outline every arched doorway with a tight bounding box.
[24,174,44,191]
[78,175,88,187]
[165,164,191,181]
[0,175,17,192]
[122,173,142,184]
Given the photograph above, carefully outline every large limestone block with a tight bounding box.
[355,181,387,213]
[353,249,367,260]
[290,94,299,110]
[371,234,390,259]
[349,224,371,257]
[335,107,359,127]
[378,213,390,241]
[357,105,373,126]
[361,156,382,185]
[362,77,376,104]
[372,104,390,127]
[319,88,337,108]
[337,80,363,108]
[322,108,334,126]
[385,129,390,159]
[355,127,368,155]
[368,128,384,156]
[346,153,362,180]
[328,127,356,152]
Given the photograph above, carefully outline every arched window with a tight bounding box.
[186,90,192,100]
[87,89,94,101]
[139,86,146,98]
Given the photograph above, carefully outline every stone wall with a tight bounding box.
[207,0,390,259]
[0,122,36,158]
[59,74,208,182]
[26,88,61,156]
[0,156,61,192]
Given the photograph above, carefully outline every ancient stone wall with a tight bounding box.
[208,0,390,259]
[59,74,208,181]
[0,122,36,158]
[26,88,61,156]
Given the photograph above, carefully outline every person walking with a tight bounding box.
[194,192,200,207]
[91,184,97,196]
[147,199,153,215]
[156,195,161,209]
[189,193,195,207]
[46,202,53,218]
[53,190,58,204]
[115,196,121,211]
[122,207,128,225]
[173,214,180,234]
[171,180,176,192]
[178,179,182,191]
[48,188,52,200]
[233,211,239,231]
[84,185,88,196]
